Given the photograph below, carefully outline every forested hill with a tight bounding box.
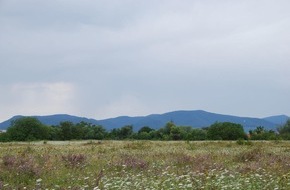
[0,110,288,131]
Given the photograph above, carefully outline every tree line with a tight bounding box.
[0,117,289,142]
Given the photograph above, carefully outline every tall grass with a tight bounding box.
[0,140,290,189]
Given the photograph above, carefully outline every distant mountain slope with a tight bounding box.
[97,116,144,130]
[98,110,278,131]
[34,114,99,126]
[0,115,23,130]
[0,114,99,129]
[263,115,289,125]
[0,110,287,132]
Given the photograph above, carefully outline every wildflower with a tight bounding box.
[36,178,42,183]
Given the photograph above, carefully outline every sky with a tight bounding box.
[0,0,290,122]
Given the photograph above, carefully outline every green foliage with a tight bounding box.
[277,119,290,139]
[6,117,49,141]
[59,121,75,140]
[249,126,278,140]
[3,119,108,142]
[109,125,133,140]
[3,117,288,141]
[90,125,107,140]
[168,124,181,140]
[109,122,207,141]
[236,138,245,145]
[187,128,207,141]
[138,126,154,134]
[138,132,152,140]
[236,138,253,146]
[134,129,155,140]
[206,122,246,140]
[54,121,107,140]
[119,125,133,139]
[0,132,9,142]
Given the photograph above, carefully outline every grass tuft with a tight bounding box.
[61,153,87,168]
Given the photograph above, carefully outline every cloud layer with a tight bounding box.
[1,0,290,121]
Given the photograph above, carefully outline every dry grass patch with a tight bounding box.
[1,140,290,189]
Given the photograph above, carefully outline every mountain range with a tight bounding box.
[0,110,289,132]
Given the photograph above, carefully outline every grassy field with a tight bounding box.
[1,140,290,189]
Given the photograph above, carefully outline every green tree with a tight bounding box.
[206,122,246,140]
[47,126,62,140]
[249,126,277,140]
[0,131,9,142]
[74,121,91,139]
[108,125,134,140]
[136,131,152,140]
[138,126,155,134]
[187,128,207,140]
[108,128,121,140]
[59,121,75,140]
[277,119,290,139]
[148,130,161,140]
[91,125,107,140]
[170,125,183,140]
[135,126,155,140]
[157,121,178,140]
[119,125,133,139]
[164,121,175,135]
[6,117,49,141]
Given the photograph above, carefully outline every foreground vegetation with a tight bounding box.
[1,140,290,189]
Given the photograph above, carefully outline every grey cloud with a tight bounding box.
[0,0,290,121]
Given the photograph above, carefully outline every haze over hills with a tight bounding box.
[263,115,289,125]
[0,110,288,132]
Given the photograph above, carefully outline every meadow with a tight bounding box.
[1,140,290,189]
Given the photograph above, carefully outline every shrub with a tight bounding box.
[2,154,41,177]
[62,153,87,168]
[112,154,149,170]
[236,138,245,145]
[206,122,246,140]
[236,138,253,146]
[235,147,264,163]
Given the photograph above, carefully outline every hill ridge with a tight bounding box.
[0,110,289,132]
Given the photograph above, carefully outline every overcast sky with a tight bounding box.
[0,0,290,122]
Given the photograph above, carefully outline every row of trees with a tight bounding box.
[0,117,289,142]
